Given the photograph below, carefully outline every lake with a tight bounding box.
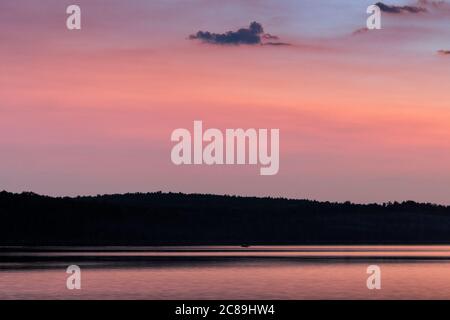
[1,246,450,299]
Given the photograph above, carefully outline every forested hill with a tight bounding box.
[1,191,450,246]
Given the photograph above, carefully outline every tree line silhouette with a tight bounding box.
[1,190,450,246]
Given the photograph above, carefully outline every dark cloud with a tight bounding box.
[189,22,289,46]
[437,49,450,55]
[375,2,427,13]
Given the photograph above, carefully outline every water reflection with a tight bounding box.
[1,246,450,299]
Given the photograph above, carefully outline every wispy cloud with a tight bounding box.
[437,49,450,55]
[352,27,370,36]
[263,42,292,46]
[418,0,450,9]
[375,1,427,13]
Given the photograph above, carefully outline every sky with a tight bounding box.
[1,0,450,203]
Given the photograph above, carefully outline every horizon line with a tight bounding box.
[2,189,449,208]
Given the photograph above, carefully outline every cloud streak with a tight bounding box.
[263,42,292,46]
[375,1,427,13]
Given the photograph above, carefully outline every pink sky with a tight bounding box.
[1,0,450,203]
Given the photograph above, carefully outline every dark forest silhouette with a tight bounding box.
[1,191,450,246]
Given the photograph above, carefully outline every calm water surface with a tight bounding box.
[1,246,450,299]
